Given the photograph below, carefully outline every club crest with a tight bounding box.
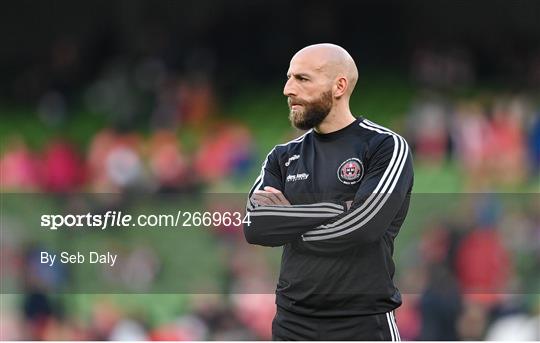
[337,158,364,185]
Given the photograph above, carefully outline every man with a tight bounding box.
[244,43,413,341]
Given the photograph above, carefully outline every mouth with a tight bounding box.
[289,100,304,109]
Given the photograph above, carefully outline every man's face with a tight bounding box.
[284,56,334,130]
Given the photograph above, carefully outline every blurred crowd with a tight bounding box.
[396,194,540,340]
[2,32,255,193]
[2,93,539,193]
[406,93,540,190]
[1,292,277,340]
[2,37,540,193]
[1,123,254,193]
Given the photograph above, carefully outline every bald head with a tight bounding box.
[291,43,358,96]
[284,44,358,131]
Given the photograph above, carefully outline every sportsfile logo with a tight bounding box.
[40,210,249,230]
[286,173,309,182]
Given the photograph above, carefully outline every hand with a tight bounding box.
[251,186,291,206]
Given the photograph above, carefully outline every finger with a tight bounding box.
[253,192,281,205]
[264,186,282,193]
[263,186,290,205]
[273,191,290,205]
[264,191,282,205]
[254,191,276,201]
[251,194,274,206]
[264,187,290,205]
[256,189,282,204]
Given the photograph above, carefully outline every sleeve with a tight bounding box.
[297,133,414,255]
[243,147,345,247]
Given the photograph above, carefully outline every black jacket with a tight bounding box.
[244,117,414,317]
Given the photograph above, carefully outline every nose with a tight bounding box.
[283,78,296,97]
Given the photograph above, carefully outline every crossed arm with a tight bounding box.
[244,134,413,254]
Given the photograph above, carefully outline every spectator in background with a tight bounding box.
[194,122,253,183]
[88,298,123,340]
[485,98,528,187]
[0,137,42,191]
[87,129,148,192]
[451,100,491,190]
[416,221,462,340]
[485,298,540,341]
[147,130,189,192]
[104,132,146,192]
[455,196,512,307]
[455,226,511,304]
[41,140,86,192]
[527,110,540,179]
[20,244,70,340]
[457,301,488,340]
[86,128,117,192]
[419,267,462,340]
[178,77,216,127]
[407,97,450,165]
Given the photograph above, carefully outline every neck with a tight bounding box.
[314,104,356,134]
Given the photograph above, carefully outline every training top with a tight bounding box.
[244,117,414,317]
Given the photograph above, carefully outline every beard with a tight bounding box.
[288,90,333,130]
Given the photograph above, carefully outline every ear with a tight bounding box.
[333,76,348,98]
